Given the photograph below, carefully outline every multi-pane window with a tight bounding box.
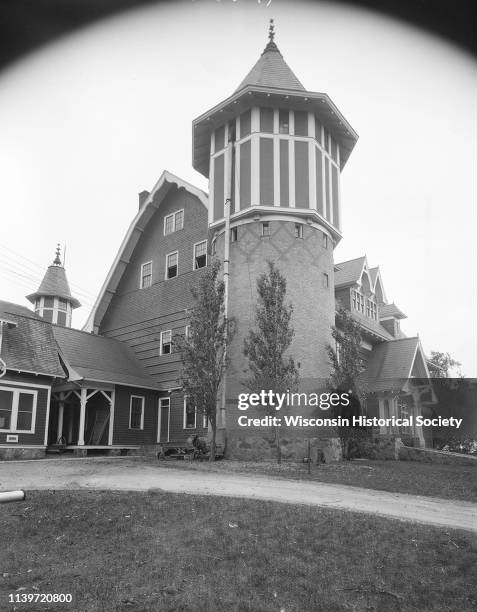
[352,290,365,313]
[160,330,172,355]
[164,210,184,235]
[129,396,144,430]
[166,252,178,279]
[140,261,152,289]
[294,223,303,239]
[366,298,377,320]
[183,397,196,429]
[323,273,329,288]
[261,222,270,237]
[0,387,36,433]
[194,241,207,270]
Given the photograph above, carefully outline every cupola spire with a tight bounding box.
[53,243,62,266]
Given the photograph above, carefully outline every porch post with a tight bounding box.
[108,390,115,446]
[57,399,65,440]
[78,388,87,446]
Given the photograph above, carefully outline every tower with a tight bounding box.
[192,22,358,391]
[26,245,81,327]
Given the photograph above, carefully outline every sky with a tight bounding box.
[0,0,476,375]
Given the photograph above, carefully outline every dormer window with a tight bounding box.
[352,289,365,314]
[366,298,377,320]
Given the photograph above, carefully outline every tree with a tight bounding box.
[428,351,462,378]
[327,306,366,459]
[175,259,228,461]
[243,261,300,463]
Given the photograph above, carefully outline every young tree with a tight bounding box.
[428,351,462,378]
[243,261,300,463]
[327,306,366,459]
[175,259,228,461]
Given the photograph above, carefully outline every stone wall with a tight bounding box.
[0,447,46,461]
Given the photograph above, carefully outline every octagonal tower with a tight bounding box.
[192,23,358,424]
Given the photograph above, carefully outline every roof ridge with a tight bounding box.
[335,255,366,266]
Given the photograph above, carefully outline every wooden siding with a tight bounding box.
[112,386,159,445]
[0,372,52,446]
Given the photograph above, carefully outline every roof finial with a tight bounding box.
[53,243,62,266]
[268,19,275,43]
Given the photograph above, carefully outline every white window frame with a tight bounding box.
[0,387,37,434]
[202,412,208,429]
[193,240,208,270]
[158,397,171,443]
[261,222,270,237]
[163,209,184,235]
[160,330,172,355]
[129,395,145,430]
[140,261,153,289]
[183,396,197,430]
[165,251,179,279]
[185,325,190,340]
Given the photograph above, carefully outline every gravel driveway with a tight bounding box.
[1,457,476,533]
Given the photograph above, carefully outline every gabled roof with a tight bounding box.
[334,256,367,287]
[26,250,81,309]
[83,170,208,333]
[0,300,64,378]
[359,337,429,393]
[52,326,162,390]
[235,40,306,93]
[379,303,407,320]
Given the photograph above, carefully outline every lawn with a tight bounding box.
[155,458,477,502]
[1,491,476,611]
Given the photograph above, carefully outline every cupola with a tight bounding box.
[26,245,81,327]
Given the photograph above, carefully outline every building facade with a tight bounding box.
[0,25,434,460]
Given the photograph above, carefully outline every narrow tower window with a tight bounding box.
[294,223,303,239]
[323,273,329,288]
[279,109,289,134]
[231,227,238,242]
[261,222,270,237]
[322,233,328,249]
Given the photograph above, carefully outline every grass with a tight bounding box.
[1,491,476,611]
[155,458,477,502]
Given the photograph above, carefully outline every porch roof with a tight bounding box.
[52,326,163,391]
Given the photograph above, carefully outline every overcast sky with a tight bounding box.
[0,0,476,375]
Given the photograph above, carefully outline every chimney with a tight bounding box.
[138,190,150,209]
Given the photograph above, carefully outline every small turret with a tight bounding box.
[26,245,81,327]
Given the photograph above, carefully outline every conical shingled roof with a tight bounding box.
[234,39,306,93]
[26,247,81,309]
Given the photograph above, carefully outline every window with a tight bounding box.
[183,397,196,429]
[323,233,328,249]
[164,210,184,235]
[185,325,190,340]
[140,261,152,289]
[366,299,377,320]
[0,387,37,433]
[166,251,178,279]
[44,297,54,308]
[56,311,67,327]
[211,239,217,255]
[194,241,207,270]
[160,330,172,355]
[294,223,303,239]
[261,222,270,237]
[231,227,238,242]
[352,290,365,313]
[203,412,208,429]
[279,109,289,134]
[323,273,329,288]
[129,396,144,430]
[335,340,342,365]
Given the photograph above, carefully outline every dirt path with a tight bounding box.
[1,457,476,533]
